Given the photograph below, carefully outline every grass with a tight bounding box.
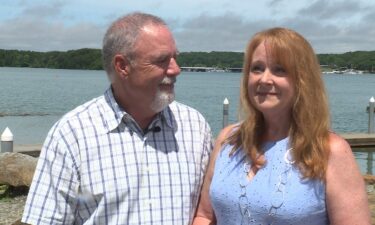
[0,185,29,201]
[0,185,6,193]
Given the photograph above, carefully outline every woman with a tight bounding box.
[193,27,370,225]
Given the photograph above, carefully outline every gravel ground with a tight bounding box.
[0,195,27,225]
[368,185,375,225]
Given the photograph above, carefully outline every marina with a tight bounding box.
[1,67,375,174]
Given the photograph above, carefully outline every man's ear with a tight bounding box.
[113,54,131,79]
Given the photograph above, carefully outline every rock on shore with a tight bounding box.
[0,153,37,187]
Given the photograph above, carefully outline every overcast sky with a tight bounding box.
[0,0,374,54]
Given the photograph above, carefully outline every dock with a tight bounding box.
[340,133,375,151]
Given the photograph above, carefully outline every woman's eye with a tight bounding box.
[250,65,263,73]
[273,66,286,75]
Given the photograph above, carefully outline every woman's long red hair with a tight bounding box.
[228,27,330,180]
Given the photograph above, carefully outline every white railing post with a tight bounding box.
[369,97,375,133]
[367,97,374,174]
[1,127,13,153]
[223,98,229,128]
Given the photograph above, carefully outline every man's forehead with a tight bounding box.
[141,24,167,36]
[149,50,177,59]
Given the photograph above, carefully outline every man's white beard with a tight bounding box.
[150,77,176,112]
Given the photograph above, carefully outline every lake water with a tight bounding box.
[0,67,374,173]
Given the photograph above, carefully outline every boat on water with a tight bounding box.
[322,69,364,75]
[343,69,364,74]
[322,70,342,74]
[208,68,228,72]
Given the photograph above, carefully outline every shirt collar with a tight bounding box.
[103,87,174,133]
[159,105,174,128]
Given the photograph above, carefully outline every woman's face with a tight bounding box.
[247,41,295,117]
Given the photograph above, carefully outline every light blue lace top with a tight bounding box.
[209,137,329,225]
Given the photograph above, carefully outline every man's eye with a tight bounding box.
[155,57,170,64]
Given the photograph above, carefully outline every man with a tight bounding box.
[22,12,212,225]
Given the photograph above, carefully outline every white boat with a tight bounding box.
[342,69,364,74]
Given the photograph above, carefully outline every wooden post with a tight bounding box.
[367,154,373,174]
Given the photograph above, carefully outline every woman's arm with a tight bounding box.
[192,124,236,225]
[326,133,371,225]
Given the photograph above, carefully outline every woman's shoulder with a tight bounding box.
[215,123,241,147]
[216,123,239,142]
[326,131,357,177]
[211,124,240,158]
[328,132,352,155]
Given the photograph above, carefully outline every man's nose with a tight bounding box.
[166,58,181,76]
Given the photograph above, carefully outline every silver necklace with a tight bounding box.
[239,147,294,225]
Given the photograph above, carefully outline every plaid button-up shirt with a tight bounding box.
[22,87,213,225]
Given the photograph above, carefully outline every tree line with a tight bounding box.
[0,48,103,70]
[1,48,375,72]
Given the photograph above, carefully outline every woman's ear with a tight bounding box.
[113,54,130,79]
